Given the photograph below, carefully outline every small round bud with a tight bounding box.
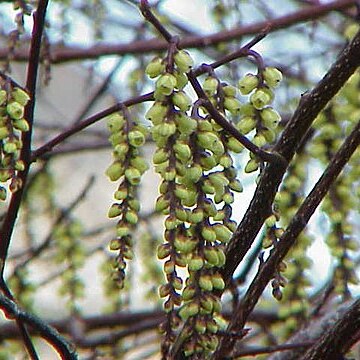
[172,91,192,111]
[155,73,177,96]
[107,113,125,132]
[250,89,272,109]
[202,76,219,96]
[224,97,242,115]
[128,130,146,147]
[245,159,259,173]
[263,67,283,88]
[124,168,142,185]
[236,116,256,134]
[11,88,31,106]
[145,57,165,78]
[13,119,30,132]
[0,126,10,140]
[174,50,194,73]
[0,90,7,106]
[238,74,259,95]
[261,107,281,129]
[7,102,24,120]
[105,161,124,181]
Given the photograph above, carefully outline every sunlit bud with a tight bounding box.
[211,273,225,290]
[265,214,277,228]
[0,186,6,201]
[219,154,233,168]
[204,200,217,217]
[207,318,220,333]
[128,130,145,147]
[124,168,141,185]
[175,207,188,222]
[105,161,123,181]
[227,137,244,153]
[164,259,175,274]
[145,57,164,78]
[239,103,256,116]
[9,177,22,193]
[188,256,204,271]
[204,247,219,266]
[174,71,188,89]
[261,107,281,128]
[13,119,30,132]
[238,74,259,95]
[175,113,197,134]
[154,122,177,138]
[224,97,242,115]
[197,132,224,155]
[213,224,232,243]
[245,159,259,173]
[221,84,237,97]
[11,88,30,106]
[0,169,12,182]
[107,113,125,133]
[275,228,284,238]
[200,295,214,312]
[229,179,243,192]
[0,90,7,106]
[213,210,225,221]
[216,248,226,267]
[163,168,176,181]
[113,143,128,160]
[173,276,183,290]
[236,116,256,134]
[188,208,204,223]
[6,102,24,120]
[128,199,140,212]
[202,180,215,194]
[155,73,177,96]
[108,204,122,218]
[195,318,207,334]
[250,89,272,109]
[209,173,229,189]
[182,285,196,301]
[253,134,267,148]
[3,140,17,153]
[125,210,138,224]
[203,76,219,95]
[157,243,171,259]
[130,157,148,174]
[185,165,202,183]
[145,102,168,124]
[0,126,10,140]
[201,226,217,242]
[109,239,121,251]
[181,190,197,207]
[174,141,192,162]
[199,275,213,292]
[263,67,283,88]
[116,224,130,237]
[172,91,192,111]
[179,302,199,320]
[165,216,178,230]
[153,149,168,165]
[174,49,194,73]
[200,153,218,170]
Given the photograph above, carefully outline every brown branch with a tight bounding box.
[0,0,356,63]
[221,28,360,285]
[215,119,360,358]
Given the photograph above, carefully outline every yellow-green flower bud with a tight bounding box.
[175,113,197,134]
[265,214,277,228]
[229,179,243,192]
[155,195,170,213]
[223,192,234,204]
[155,73,177,96]
[213,224,232,243]
[199,275,213,292]
[185,165,203,183]
[11,88,30,106]
[13,119,29,132]
[153,122,176,138]
[153,148,168,164]
[263,67,282,88]
[200,295,214,312]
[130,156,148,174]
[188,256,204,271]
[216,248,226,267]
[163,168,176,181]
[116,224,130,237]
[159,284,171,298]
[239,103,256,116]
[0,169,12,182]
[211,273,225,290]
[114,188,127,200]
[245,159,259,173]
[204,247,219,266]
[226,137,244,153]
[174,49,194,73]
[197,132,224,155]
[261,107,281,129]
[109,239,121,251]
[175,71,188,89]
[107,113,125,132]
[253,134,267,148]
[124,168,141,185]
[179,302,199,320]
[165,216,178,231]
[9,177,22,193]
[145,102,168,124]
[188,208,204,223]
[108,203,122,218]
[0,90,7,106]
[164,259,175,274]
[203,76,219,96]
[106,161,123,181]
[238,74,259,95]
[125,210,138,224]
[6,102,24,120]
[0,186,6,201]
[174,141,192,162]
[182,286,196,301]
[200,153,218,170]
[175,207,188,222]
[222,84,238,97]
[213,210,225,221]
[250,89,272,109]
[224,97,242,115]
[262,128,276,143]
[145,57,164,78]
[201,226,216,242]
[195,318,207,334]
[236,116,256,134]
[157,243,171,259]
[172,91,192,111]
[128,130,145,147]
[0,126,10,140]
[3,141,17,154]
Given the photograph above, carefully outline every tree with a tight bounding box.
[0,0,359,359]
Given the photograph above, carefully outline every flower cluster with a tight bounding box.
[106,112,149,289]
[0,85,30,201]
[146,48,246,356]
